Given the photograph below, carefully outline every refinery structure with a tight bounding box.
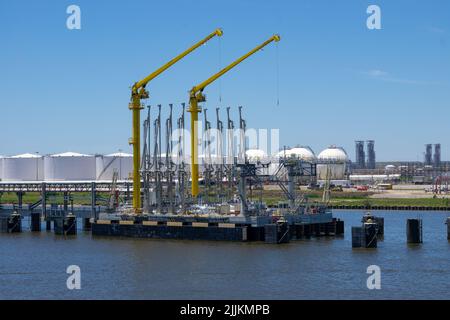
[1,28,448,243]
[1,29,347,243]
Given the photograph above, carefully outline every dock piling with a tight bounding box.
[406,219,423,244]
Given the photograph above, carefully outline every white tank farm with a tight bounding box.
[1,153,44,181]
[317,146,348,180]
[44,152,96,181]
[96,152,133,181]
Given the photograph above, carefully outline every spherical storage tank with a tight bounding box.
[285,147,316,161]
[268,147,316,176]
[245,149,267,162]
[317,146,348,180]
[1,153,44,181]
[96,152,133,180]
[44,152,96,181]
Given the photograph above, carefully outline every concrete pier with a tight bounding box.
[406,219,423,244]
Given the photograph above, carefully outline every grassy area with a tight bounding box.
[255,190,450,207]
[329,197,450,208]
[0,192,109,206]
[1,190,449,208]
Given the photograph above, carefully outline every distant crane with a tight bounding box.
[129,29,223,213]
[188,34,281,197]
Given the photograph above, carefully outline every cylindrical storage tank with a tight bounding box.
[385,165,396,173]
[44,152,96,181]
[96,152,133,181]
[317,146,348,180]
[0,156,3,180]
[2,153,44,181]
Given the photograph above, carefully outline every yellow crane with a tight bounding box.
[188,34,281,197]
[129,28,223,213]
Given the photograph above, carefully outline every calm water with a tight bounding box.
[0,210,449,300]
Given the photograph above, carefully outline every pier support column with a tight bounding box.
[447,217,450,240]
[30,211,41,232]
[91,182,97,220]
[16,191,24,214]
[63,192,69,214]
[407,219,423,244]
[83,218,92,231]
[335,219,345,235]
[41,183,47,221]
[8,212,22,233]
[54,214,77,236]
[46,220,52,231]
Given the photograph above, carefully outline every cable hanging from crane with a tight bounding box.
[276,40,280,107]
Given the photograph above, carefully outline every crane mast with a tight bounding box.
[129,29,223,213]
[188,34,281,197]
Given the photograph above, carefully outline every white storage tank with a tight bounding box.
[44,152,96,181]
[96,152,133,181]
[268,147,317,177]
[385,165,396,173]
[245,149,267,163]
[2,153,44,181]
[317,146,348,180]
[0,156,3,180]
[284,147,316,161]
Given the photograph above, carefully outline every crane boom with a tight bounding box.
[188,34,281,197]
[129,29,223,214]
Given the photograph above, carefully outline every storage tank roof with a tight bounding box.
[10,153,42,159]
[105,152,133,157]
[318,146,348,161]
[50,152,92,157]
[245,149,267,158]
[285,147,316,160]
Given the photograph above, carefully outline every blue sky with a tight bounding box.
[1,0,449,161]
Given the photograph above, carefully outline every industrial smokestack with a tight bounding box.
[424,144,432,166]
[434,144,441,168]
[355,141,365,169]
[366,140,376,170]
